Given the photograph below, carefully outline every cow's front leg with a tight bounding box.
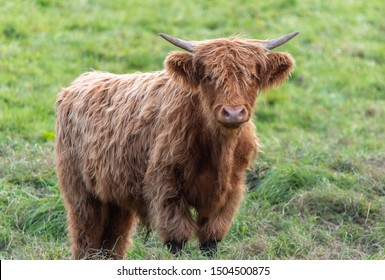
[145,170,197,255]
[197,183,245,257]
[156,196,196,255]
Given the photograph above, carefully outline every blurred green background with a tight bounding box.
[0,0,384,259]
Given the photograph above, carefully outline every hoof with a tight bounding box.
[165,240,185,255]
[200,240,218,257]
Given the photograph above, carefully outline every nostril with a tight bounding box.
[238,108,246,118]
[222,108,230,118]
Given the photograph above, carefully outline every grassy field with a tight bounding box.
[0,0,384,259]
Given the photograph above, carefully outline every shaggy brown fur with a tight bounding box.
[56,36,295,259]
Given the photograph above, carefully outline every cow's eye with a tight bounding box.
[204,75,213,83]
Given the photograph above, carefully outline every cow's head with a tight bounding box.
[161,32,298,130]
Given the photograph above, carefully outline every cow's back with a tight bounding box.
[56,71,167,205]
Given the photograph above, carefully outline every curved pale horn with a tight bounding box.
[159,33,196,52]
[259,31,299,50]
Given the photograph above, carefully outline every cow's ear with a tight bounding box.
[260,52,295,91]
[165,52,200,86]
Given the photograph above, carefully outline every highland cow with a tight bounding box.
[55,32,298,259]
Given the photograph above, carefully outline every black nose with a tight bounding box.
[219,106,248,127]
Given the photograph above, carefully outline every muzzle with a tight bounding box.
[217,105,249,128]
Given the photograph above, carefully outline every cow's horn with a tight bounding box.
[159,33,195,52]
[259,31,299,50]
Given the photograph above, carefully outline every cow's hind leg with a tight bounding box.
[57,152,105,259]
[65,193,106,259]
[100,203,138,259]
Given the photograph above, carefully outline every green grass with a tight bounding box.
[1,0,384,259]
